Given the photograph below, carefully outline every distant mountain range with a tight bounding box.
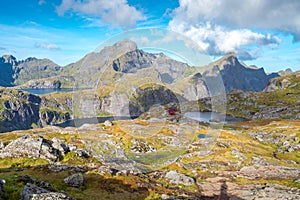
[0,40,281,94]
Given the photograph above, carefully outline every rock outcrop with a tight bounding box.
[20,183,74,200]
[209,53,278,92]
[165,170,195,186]
[0,136,60,162]
[0,88,41,132]
[64,173,85,187]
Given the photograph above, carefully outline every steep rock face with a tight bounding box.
[0,88,41,132]
[211,53,278,92]
[0,88,74,132]
[128,84,182,117]
[181,73,210,101]
[112,50,155,73]
[112,50,191,84]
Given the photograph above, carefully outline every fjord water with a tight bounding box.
[20,88,75,95]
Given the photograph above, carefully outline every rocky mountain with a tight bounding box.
[1,40,278,94]
[209,52,278,92]
[0,55,62,86]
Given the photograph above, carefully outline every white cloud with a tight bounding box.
[169,21,281,59]
[168,0,288,60]
[35,43,60,50]
[56,0,146,29]
[171,0,300,41]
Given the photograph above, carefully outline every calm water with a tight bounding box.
[184,112,243,124]
[20,88,75,95]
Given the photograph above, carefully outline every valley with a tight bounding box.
[0,40,299,200]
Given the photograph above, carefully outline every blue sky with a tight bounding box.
[0,0,299,72]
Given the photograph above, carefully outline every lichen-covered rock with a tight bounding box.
[51,137,70,155]
[130,139,156,153]
[20,183,49,200]
[0,136,60,162]
[20,183,74,200]
[165,170,195,186]
[17,175,56,192]
[64,173,84,187]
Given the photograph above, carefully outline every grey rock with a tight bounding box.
[165,170,195,186]
[64,173,84,187]
[130,139,156,153]
[18,175,56,192]
[52,137,70,155]
[21,183,49,200]
[46,164,88,173]
[29,192,75,200]
[20,183,74,200]
[0,136,60,162]
[75,149,90,158]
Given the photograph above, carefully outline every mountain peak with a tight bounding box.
[1,55,18,65]
[212,52,238,68]
[112,39,137,50]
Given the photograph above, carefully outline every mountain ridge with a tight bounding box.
[1,40,279,94]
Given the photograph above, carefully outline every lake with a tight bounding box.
[20,88,76,95]
[183,112,244,124]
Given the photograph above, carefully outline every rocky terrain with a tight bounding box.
[0,117,299,199]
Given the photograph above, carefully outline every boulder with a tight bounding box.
[29,192,75,200]
[18,175,56,192]
[64,173,84,187]
[20,183,74,200]
[20,183,49,200]
[165,170,195,186]
[0,136,60,162]
[51,137,70,155]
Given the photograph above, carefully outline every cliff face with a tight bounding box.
[210,53,278,92]
[0,87,73,133]
[0,87,41,132]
